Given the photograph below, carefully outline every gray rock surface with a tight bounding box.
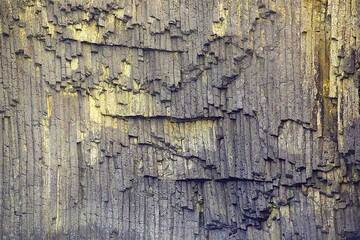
[0,0,359,239]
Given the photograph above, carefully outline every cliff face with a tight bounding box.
[0,0,359,239]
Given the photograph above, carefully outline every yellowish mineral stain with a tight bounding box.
[70,58,79,71]
[122,60,132,78]
[41,108,50,159]
[63,7,128,43]
[10,1,359,237]
[266,208,281,240]
[61,85,78,97]
[279,205,290,219]
[47,22,56,36]
[67,22,102,42]
[88,83,120,128]
[104,13,115,30]
[19,27,27,41]
[46,95,53,119]
[212,2,229,37]
[113,8,125,18]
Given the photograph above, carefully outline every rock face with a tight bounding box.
[0,0,359,239]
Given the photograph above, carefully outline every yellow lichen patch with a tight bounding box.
[16,26,28,51]
[46,95,53,119]
[279,205,290,218]
[61,85,78,97]
[67,22,102,42]
[116,59,132,86]
[266,208,281,239]
[19,27,27,41]
[328,42,339,98]
[302,0,338,139]
[88,83,119,128]
[212,2,229,37]
[47,22,56,36]
[70,58,79,71]
[103,90,118,116]
[55,80,150,129]
[104,116,118,129]
[77,130,86,143]
[41,112,50,160]
[122,60,132,78]
[132,81,141,91]
[212,20,227,37]
[104,13,115,30]
[20,6,34,26]
[113,8,125,18]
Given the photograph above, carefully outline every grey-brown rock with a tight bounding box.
[0,0,359,239]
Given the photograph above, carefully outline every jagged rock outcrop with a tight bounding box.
[0,0,359,239]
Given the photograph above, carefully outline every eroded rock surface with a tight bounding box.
[0,0,359,239]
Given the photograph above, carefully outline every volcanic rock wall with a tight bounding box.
[0,0,359,239]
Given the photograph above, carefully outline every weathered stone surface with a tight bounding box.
[0,0,359,239]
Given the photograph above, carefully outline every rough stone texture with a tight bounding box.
[0,0,359,239]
